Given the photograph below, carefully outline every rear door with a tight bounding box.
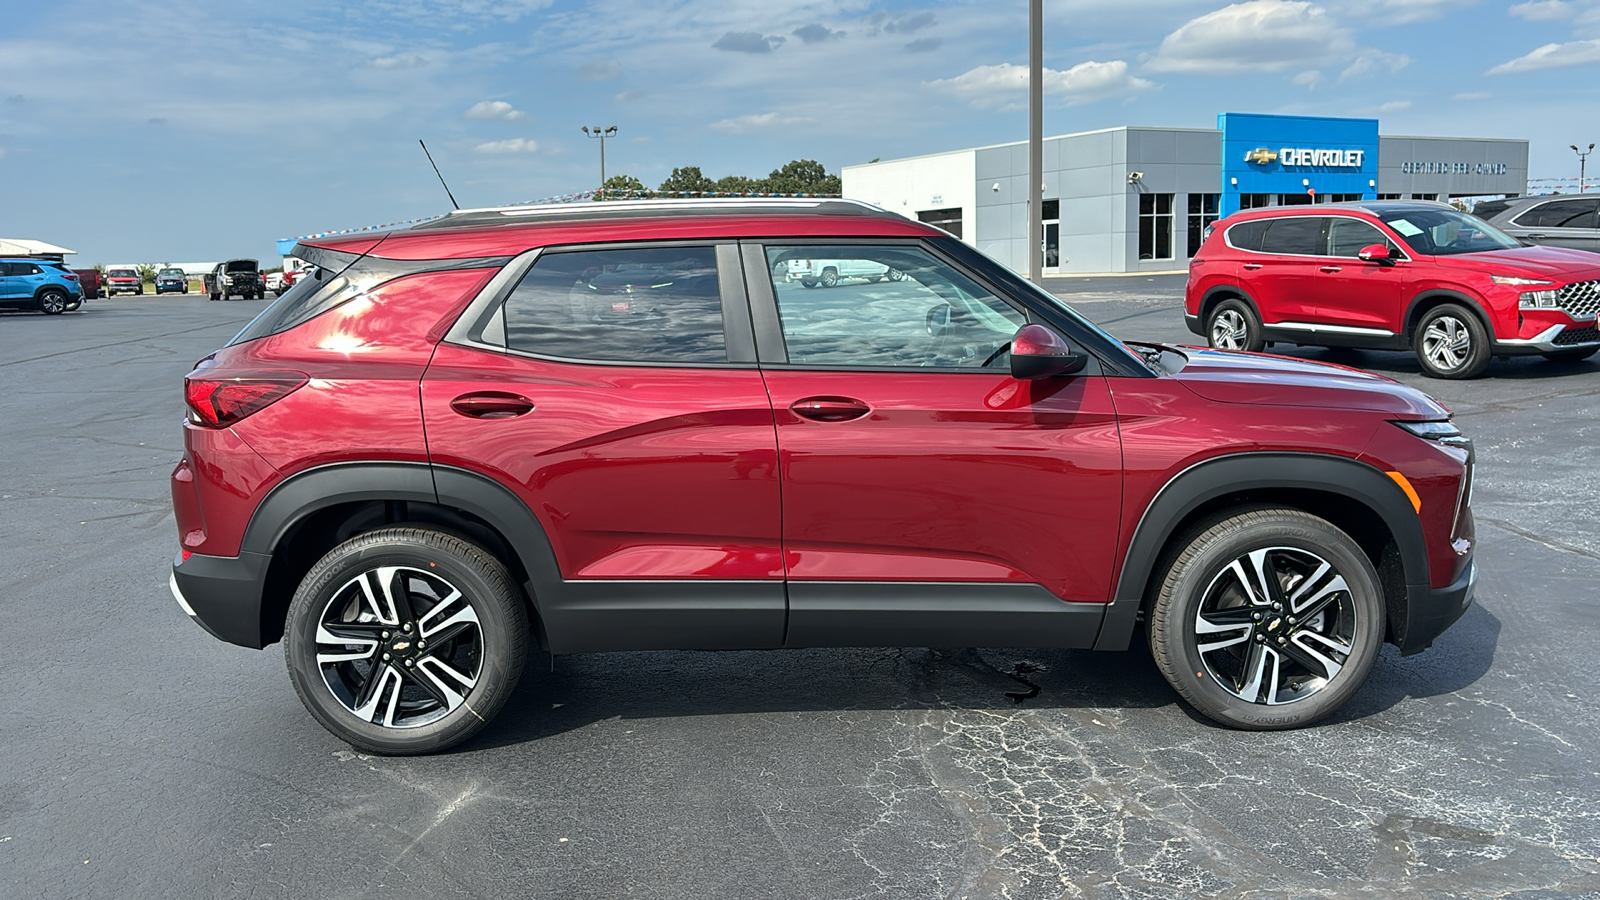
[422,242,785,652]
[747,241,1122,648]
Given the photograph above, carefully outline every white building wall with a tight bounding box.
[841,150,976,237]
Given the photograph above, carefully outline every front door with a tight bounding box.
[1239,216,1327,326]
[1311,216,1410,334]
[750,242,1124,648]
[421,243,784,652]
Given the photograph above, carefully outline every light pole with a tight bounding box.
[583,125,618,199]
[1572,143,1594,193]
[1027,0,1043,285]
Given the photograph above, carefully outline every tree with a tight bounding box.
[599,174,647,200]
[763,159,840,196]
[712,174,760,195]
[136,263,158,284]
[658,166,715,196]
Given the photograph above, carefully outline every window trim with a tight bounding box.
[1223,213,1411,261]
[444,239,759,369]
[1508,197,1600,230]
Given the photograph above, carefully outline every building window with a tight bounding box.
[1410,193,1438,201]
[1277,193,1314,206]
[1239,194,1273,209]
[1187,194,1219,257]
[1139,193,1174,260]
[916,207,962,239]
[1376,193,1401,200]
[1313,193,1363,204]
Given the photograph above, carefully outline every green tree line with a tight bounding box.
[599,159,841,199]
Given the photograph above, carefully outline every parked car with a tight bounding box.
[264,272,286,296]
[1471,195,1600,253]
[73,268,102,299]
[170,198,1476,754]
[0,257,83,314]
[776,256,906,287]
[1186,201,1600,378]
[104,267,144,296]
[205,259,263,300]
[155,267,190,295]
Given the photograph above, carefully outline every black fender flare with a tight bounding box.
[33,285,71,301]
[1093,452,1430,652]
[1402,289,1495,346]
[1197,285,1263,334]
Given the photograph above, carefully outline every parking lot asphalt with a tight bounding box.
[2,289,1597,900]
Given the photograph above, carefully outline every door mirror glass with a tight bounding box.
[925,303,952,336]
[1357,243,1391,262]
[1010,323,1086,380]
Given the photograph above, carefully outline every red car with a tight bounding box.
[104,267,144,296]
[1186,201,1600,378]
[169,199,1476,754]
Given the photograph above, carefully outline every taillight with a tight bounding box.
[63,273,79,280]
[184,369,308,428]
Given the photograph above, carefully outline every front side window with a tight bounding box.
[502,246,726,364]
[1327,218,1394,258]
[764,245,1024,368]
[1139,194,1174,260]
[1377,208,1521,256]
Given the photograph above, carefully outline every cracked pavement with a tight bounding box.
[1,286,1597,899]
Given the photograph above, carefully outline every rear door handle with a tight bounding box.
[1242,263,1263,271]
[790,396,870,422]
[1526,233,1548,239]
[450,391,535,419]
[1319,265,1342,273]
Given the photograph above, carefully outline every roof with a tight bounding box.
[1225,200,1456,220]
[0,238,75,257]
[408,197,902,231]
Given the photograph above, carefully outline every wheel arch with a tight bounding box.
[1198,285,1260,329]
[1094,453,1428,654]
[1402,289,1494,347]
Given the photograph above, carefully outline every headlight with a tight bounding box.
[1491,275,1553,287]
[1393,419,1471,449]
[1519,289,1560,310]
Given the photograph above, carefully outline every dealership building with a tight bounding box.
[841,112,1530,275]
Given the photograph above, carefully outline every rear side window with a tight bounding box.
[1471,200,1512,221]
[1226,220,1270,252]
[1513,198,1600,229]
[499,246,727,364]
[1261,217,1326,255]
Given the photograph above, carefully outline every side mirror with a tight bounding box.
[1010,323,1086,380]
[1357,244,1394,265]
[925,303,952,336]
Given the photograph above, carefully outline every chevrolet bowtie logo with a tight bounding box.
[1245,148,1279,165]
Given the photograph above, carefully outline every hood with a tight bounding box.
[1436,244,1600,281]
[1158,345,1449,418]
[108,274,139,281]
[224,259,259,273]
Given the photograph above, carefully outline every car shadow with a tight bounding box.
[1269,344,1599,380]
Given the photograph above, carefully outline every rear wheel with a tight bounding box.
[820,268,839,288]
[283,527,529,755]
[38,290,68,315]
[1414,303,1490,379]
[1206,298,1263,352]
[887,268,906,282]
[1148,508,1383,730]
[801,279,819,289]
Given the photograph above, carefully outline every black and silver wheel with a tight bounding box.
[38,289,68,315]
[820,267,840,288]
[1414,303,1489,379]
[1148,508,1383,730]
[1206,298,1263,352]
[284,527,529,755]
[887,268,906,282]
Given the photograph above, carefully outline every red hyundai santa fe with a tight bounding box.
[169,199,1476,754]
[1186,201,1600,378]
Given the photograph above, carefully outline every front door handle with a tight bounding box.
[1319,265,1342,273]
[450,392,535,419]
[791,396,870,422]
[1242,263,1263,271]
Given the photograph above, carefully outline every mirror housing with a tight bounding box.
[1010,323,1086,380]
[1357,243,1394,265]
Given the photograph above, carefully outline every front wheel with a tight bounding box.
[284,527,530,755]
[1414,304,1490,379]
[1147,507,1384,730]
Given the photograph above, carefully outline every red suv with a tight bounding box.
[169,199,1476,754]
[1186,201,1600,378]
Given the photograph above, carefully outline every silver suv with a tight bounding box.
[1474,195,1600,253]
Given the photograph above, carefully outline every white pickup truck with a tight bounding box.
[776,257,906,288]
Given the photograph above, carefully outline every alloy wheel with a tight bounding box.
[314,565,483,729]
[1210,309,1248,350]
[1422,315,1471,372]
[1192,546,1356,706]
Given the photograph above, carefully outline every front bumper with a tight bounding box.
[1494,322,1600,355]
[1399,557,1475,655]
[170,550,272,648]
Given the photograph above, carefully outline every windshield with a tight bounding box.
[109,269,136,277]
[159,269,183,277]
[1378,208,1521,256]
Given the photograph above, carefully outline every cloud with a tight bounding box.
[147,117,167,125]
[5,94,22,104]
[1147,0,1355,73]
[927,60,1154,109]
[615,90,643,103]
[1487,39,1600,73]
[1509,0,1575,20]
[463,100,527,120]
[1349,0,1456,24]
[885,11,936,33]
[905,37,943,53]
[1339,50,1411,80]
[1292,70,1323,89]
[709,112,817,134]
[369,53,427,69]
[1453,91,1492,100]
[712,31,785,53]
[576,60,619,80]
[792,24,844,44]
[1378,100,1412,112]
[474,138,539,153]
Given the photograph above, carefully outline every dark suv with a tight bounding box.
[170,199,1476,754]
[1186,201,1600,378]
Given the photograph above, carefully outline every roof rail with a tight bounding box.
[408,197,897,231]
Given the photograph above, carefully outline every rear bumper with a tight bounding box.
[1399,557,1475,655]
[170,550,271,649]
[1184,312,1203,336]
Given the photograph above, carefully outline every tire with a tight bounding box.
[820,268,840,288]
[1147,507,1384,730]
[1414,303,1490,379]
[1206,298,1264,352]
[1544,346,1599,363]
[887,268,906,282]
[65,299,81,312]
[209,292,220,301]
[136,285,144,295]
[38,289,67,315]
[801,279,819,289]
[283,527,530,755]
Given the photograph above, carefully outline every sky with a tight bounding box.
[3,0,1599,265]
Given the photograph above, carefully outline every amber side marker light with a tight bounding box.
[1386,471,1422,514]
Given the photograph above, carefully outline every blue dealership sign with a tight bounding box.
[1219,113,1379,216]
